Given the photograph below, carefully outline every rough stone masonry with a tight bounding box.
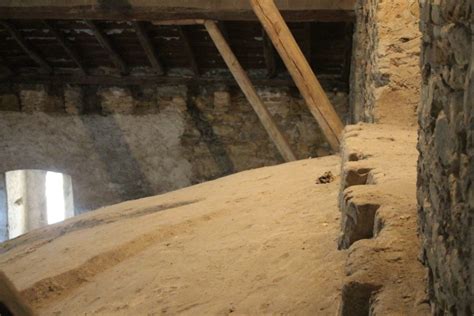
[417,0,473,314]
[0,83,348,215]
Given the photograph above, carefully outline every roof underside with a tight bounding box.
[0,2,355,91]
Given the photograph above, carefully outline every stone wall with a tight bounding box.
[351,0,421,125]
[0,83,348,215]
[417,0,473,314]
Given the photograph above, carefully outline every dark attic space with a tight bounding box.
[0,0,472,315]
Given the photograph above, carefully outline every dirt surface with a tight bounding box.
[0,156,347,315]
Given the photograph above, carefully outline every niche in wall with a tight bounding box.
[4,170,74,239]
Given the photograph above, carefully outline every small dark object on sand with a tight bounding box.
[316,171,335,184]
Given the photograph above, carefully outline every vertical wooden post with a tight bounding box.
[250,0,344,152]
[204,20,296,162]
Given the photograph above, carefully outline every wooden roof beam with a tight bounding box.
[42,20,87,75]
[132,21,164,75]
[177,26,199,77]
[152,19,205,26]
[205,20,296,162]
[251,0,344,152]
[0,20,52,74]
[3,74,347,91]
[84,20,128,74]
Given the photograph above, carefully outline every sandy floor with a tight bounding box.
[0,156,346,315]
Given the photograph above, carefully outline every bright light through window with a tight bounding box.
[46,171,66,225]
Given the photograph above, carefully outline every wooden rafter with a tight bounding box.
[0,20,52,73]
[42,20,87,75]
[84,20,128,74]
[177,26,199,76]
[0,8,355,22]
[250,0,344,151]
[204,20,296,162]
[132,21,164,75]
[262,28,277,78]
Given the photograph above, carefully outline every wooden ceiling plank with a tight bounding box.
[84,20,128,74]
[132,21,164,75]
[42,20,87,75]
[177,26,199,77]
[250,0,344,152]
[0,20,52,73]
[205,20,296,162]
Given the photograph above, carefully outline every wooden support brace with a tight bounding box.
[42,20,87,75]
[204,20,296,162]
[250,0,344,152]
[178,26,200,77]
[0,20,52,74]
[132,21,164,75]
[85,20,128,74]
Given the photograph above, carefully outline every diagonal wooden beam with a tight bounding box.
[0,20,52,74]
[84,20,128,74]
[250,0,344,152]
[132,21,164,75]
[178,26,200,77]
[262,27,277,78]
[204,20,296,162]
[42,20,87,75]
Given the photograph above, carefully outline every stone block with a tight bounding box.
[99,87,134,114]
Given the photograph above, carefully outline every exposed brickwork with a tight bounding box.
[417,0,473,314]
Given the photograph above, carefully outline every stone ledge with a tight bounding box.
[337,123,430,315]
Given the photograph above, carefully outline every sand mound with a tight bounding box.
[0,156,346,315]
